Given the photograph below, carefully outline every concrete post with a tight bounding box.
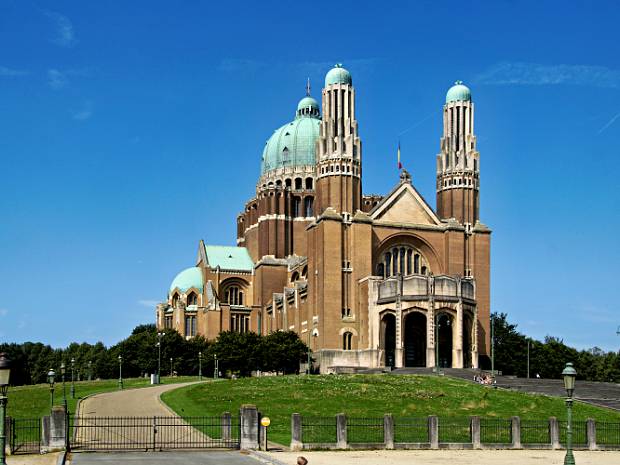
[42,406,66,452]
[384,414,394,449]
[428,416,439,449]
[336,413,347,449]
[549,417,560,449]
[240,405,259,450]
[511,416,521,449]
[290,413,303,451]
[586,418,596,451]
[471,416,481,449]
[221,412,231,441]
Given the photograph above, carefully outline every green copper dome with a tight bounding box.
[325,64,352,86]
[169,267,203,294]
[446,81,471,103]
[261,96,321,175]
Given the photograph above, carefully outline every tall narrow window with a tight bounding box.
[225,285,243,306]
[343,332,353,350]
[385,252,392,277]
[406,249,412,275]
[376,263,385,278]
[187,292,198,306]
[304,197,314,217]
[293,197,301,217]
[185,316,196,336]
[171,293,179,308]
[414,254,420,274]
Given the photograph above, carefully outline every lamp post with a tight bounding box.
[491,315,495,377]
[198,352,202,381]
[434,313,443,374]
[562,362,577,465]
[47,369,56,410]
[214,354,219,379]
[527,339,531,379]
[170,357,173,377]
[0,353,12,465]
[157,331,165,384]
[88,361,92,381]
[60,362,67,409]
[117,355,123,390]
[70,358,76,399]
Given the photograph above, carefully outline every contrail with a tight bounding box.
[397,109,441,137]
[598,112,620,134]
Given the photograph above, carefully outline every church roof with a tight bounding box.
[204,245,254,271]
[446,80,471,103]
[169,267,203,293]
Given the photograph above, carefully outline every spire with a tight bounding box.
[306,77,311,96]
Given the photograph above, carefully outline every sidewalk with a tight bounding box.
[7,452,60,465]
[266,449,620,465]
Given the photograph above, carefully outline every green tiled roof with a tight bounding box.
[204,245,254,271]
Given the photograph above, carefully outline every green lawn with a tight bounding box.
[6,376,198,419]
[161,374,620,446]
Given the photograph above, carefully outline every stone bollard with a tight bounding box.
[428,416,439,449]
[383,414,394,450]
[549,417,560,450]
[221,412,231,441]
[290,413,303,451]
[42,406,66,452]
[240,405,259,450]
[586,418,597,451]
[511,416,521,449]
[336,413,347,449]
[471,416,481,449]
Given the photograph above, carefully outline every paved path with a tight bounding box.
[70,451,259,464]
[77,381,199,417]
[267,450,620,465]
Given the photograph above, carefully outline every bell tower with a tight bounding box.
[436,81,480,226]
[315,64,362,218]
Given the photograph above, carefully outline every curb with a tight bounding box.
[249,450,291,465]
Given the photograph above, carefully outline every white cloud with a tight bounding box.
[48,69,67,90]
[44,10,77,47]
[73,100,93,121]
[475,62,620,88]
[138,300,160,308]
[0,66,28,77]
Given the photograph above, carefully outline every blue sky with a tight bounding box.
[0,1,618,351]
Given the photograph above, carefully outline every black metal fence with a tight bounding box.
[394,417,428,443]
[521,419,550,445]
[597,422,620,447]
[480,418,512,444]
[7,417,41,454]
[348,417,384,444]
[69,415,240,451]
[559,420,587,447]
[300,416,337,444]
[438,417,471,443]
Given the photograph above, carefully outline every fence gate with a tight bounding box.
[69,415,240,451]
[7,417,41,454]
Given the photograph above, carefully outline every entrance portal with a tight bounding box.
[381,313,396,367]
[437,313,453,368]
[404,312,427,367]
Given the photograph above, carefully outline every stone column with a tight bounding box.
[453,300,464,368]
[395,303,403,368]
[41,406,66,452]
[240,405,259,450]
[428,303,436,368]
[549,417,560,449]
[290,413,303,451]
[336,414,347,449]
[586,418,596,451]
[471,306,479,369]
[221,412,231,441]
[471,416,481,449]
[428,416,439,449]
[511,416,521,449]
[384,414,394,450]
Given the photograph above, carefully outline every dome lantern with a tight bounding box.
[325,63,352,86]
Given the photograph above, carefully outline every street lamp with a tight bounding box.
[491,314,495,376]
[170,357,173,377]
[157,331,165,384]
[88,361,92,381]
[60,362,67,409]
[70,358,76,399]
[47,369,56,410]
[0,353,12,465]
[307,329,318,374]
[214,353,219,379]
[562,362,577,465]
[198,352,202,381]
[117,355,123,390]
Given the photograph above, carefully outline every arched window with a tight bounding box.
[291,272,299,283]
[376,263,385,278]
[414,254,420,274]
[304,197,314,217]
[301,265,308,279]
[379,245,430,278]
[385,252,392,277]
[187,292,198,306]
[294,178,302,190]
[343,332,353,350]
[406,249,412,275]
[399,248,405,275]
[171,293,179,308]
[293,196,302,217]
[392,249,398,276]
[305,178,313,190]
[225,285,244,306]
[285,178,292,188]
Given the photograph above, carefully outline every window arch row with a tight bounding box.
[376,245,429,278]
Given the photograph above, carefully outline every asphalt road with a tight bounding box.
[70,451,262,464]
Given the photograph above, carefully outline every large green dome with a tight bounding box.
[446,81,471,103]
[169,267,203,294]
[261,96,321,175]
[325,64,352,86]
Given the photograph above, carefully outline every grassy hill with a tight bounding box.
[161,374,620,445]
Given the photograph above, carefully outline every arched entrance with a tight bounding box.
[404,312,427,367]
[463,313,473,369]
[380,313,396,367]
[436,313,453,368]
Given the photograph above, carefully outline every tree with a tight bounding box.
[259,331,308,374]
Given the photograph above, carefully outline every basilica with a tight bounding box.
[156,64,491,372]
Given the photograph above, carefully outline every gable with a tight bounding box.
[370,183,440,226]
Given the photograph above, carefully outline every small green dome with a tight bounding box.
[169,267,203,294]
[325,64,352,86]
[446,81,471,103]
[261,97,321,175]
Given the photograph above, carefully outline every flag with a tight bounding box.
[397,142,402,170]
